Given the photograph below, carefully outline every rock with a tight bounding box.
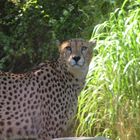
[53,137,111,140]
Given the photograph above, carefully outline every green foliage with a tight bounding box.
[0,0,121,72]
[76,0,140,139]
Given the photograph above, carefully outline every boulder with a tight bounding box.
[53,137,111,140]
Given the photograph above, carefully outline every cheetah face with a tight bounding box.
[59,39,96,78]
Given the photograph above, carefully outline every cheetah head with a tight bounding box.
[59,39,96,79]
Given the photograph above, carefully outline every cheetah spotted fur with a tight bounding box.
[0,39,95,140]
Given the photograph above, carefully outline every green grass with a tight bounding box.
[75,0,140,140]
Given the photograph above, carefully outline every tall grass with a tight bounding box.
[75,0,140,140]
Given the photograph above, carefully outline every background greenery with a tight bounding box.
[0,0,122,72]
[0,0,140,140]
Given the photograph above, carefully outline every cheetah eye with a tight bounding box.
[65,46,72,52]
[81,46,88,52]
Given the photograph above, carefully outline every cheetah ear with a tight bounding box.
[89,39,96,47]
[56,40,61,48]
[57,40,69,53]
[56,40,62,52]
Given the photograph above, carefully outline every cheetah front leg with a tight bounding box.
[38,130,52,140]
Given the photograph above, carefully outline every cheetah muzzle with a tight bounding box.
[0,39,96,140]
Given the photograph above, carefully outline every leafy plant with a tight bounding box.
[0,0,121,72]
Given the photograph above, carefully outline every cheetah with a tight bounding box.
[0,39,96,140]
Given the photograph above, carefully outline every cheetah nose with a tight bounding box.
[72,56,81,62]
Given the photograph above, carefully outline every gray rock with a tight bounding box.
[53,137,111,140]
